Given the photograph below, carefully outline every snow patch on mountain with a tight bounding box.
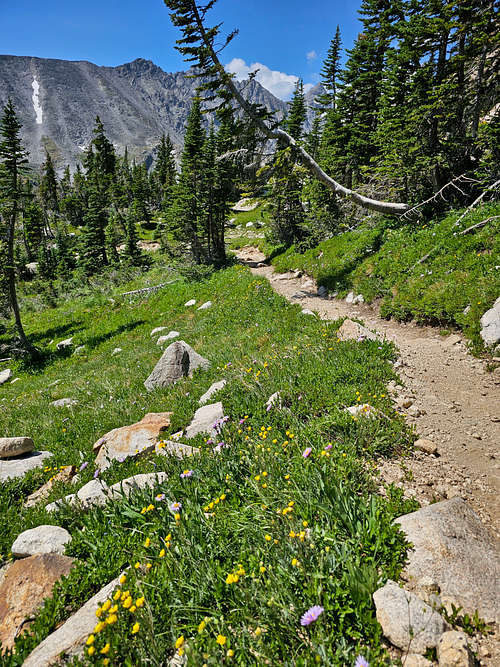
[31,77,43,124]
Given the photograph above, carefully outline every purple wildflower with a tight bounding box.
[170,501,182,513]
[300,605,324,626]
[180,470,194,479]
[239,419,245,425]
[79,461,89,471]
[354,657,369,667]
[325,444,332,451]
[156,493,166,501]
[302,447,312,458]
[266,403,272,412]
[93,469,100,478]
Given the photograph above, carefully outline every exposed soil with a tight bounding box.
[237,247,500,543]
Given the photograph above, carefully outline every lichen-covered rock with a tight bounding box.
[0,437,34,459]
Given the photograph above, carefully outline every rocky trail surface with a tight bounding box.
[237,247,500,544]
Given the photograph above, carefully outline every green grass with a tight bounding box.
[269,202,500,353]
[0,264,418,666]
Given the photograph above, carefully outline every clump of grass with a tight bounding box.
[1,265,415,665]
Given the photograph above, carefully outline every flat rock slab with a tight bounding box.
[199,380,227,405]
[185,402,224,439]
[395,497,500,623]
[108,472,168,499]
[0,450,52,483]
[0,368,13,385]
[0,553,75,651]
[0,436,34,459]
[50,398,77,408]
[337,319,380,342]
[12,525,72,558]
[24,465,77,508]
[93,411,172,469]
[373,580,448,653]
[144,340,210,390]
[197,301,212,310]
[23,574,121,666]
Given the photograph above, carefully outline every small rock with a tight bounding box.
[245,221,254,228]
[0,450,52,483]
[398,397,414,409]
[354,294,364,304]
[480,296,500,346]
[437,630,474,666]
[10,377,20,384]
[463,305,470,315]
[197,301,212,310]
[0,368,13,385]
[446,334,461,346]
[265,391,282,410]
[301,280,315,290]
[24,465,77,508]
[301,309,315,316]
[56,337,73,350]
[150,326,167,337]
[0,554,75,651]
[185,402,224,439]
[414,438,438,455]
[184,299,196,307]
[408,405,422,417]
[345,404,377,419]
[317,285,329,298]
[144,341,210,391]
[345,291,355,304]
[337,319,379,342]
[50,398,78,408]
[76,479,110,507]
[199,380,227,405]
[73,346,86,355]
[404,655,433,667]
[373,580,448,653]
[0,437,34,459]
[112,347,123,356]
[11,525,72,558]
[157,331,180,345]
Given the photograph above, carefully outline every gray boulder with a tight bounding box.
[373,580,448,653]
[144,340,210,390]
[11,525,72,558]
[185,402,224,439]
[0,437,34,459]
[108,472,168,499]
[395,497,500,623]
[480,296,500,346]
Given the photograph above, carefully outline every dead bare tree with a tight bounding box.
[165,0,409,215]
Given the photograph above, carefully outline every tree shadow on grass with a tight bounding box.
[18,319,146,373]
[28,321,85,345]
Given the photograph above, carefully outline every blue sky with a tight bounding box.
[0,0,363,99]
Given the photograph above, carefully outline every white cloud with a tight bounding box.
[304,83,314,94]
[306,50,317,62]
[225,57,305,100]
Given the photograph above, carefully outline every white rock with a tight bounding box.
[301,309,315,316]
[302,280,315,290]
[112,348,123,356]
[199,380,227,405]
[373,580,448,653]
[56,337,73,350]
[10,378,20,384]
[265,391,281,409]
[197,301,212,310]
[245,221,254,228]
[0,451,52,483]
[0,369,13,385]
[150,326,168,337]
[480,296,500,345]
[108,472,168,499]
[185,402,224,439]
[155,441,198,459]
[345,404,377,419]
[76,479,111,507]
[73,346,86,355]
[11,525,72,558]
[157,331,180,345]
[184,299,196,307]
[354,294,365,304]
[50,398,78,408]
[345,291,355,304]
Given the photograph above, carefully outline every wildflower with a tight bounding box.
[255,627,262,637]
[260,565,266,573]
[170,501,182,513]
[103,660,110,666]
[227,649,235,657]
[325,444,332,451]
[119,573,127,585]
[175,513,181,521]
[144,537,151,547]
[180,469,194,479]
[134,561,141,569]
[113,589,121,601]
[102,599,111,612]
[135,596,145,607]
[159,548,165,558]
[93,469,100,478]
[175,636,185,649]
[86,635,95,645]
[132,622,140,634]
[123,596,132,609]
[302,447,312,458]
[156,493,166,501]
[291,558,299,567]
[264,534,272,542]
[94,621,106,633]
[87,646,95,656]
[216,635,227,646]
[300,605,324,626]
[101,643,110,655]
[79,461,89,471]
[107,614,118,624]
[226,573,239,584]
[354,657,369,667]
[198,619,207,633]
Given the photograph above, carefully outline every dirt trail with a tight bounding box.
[238,246,500,542]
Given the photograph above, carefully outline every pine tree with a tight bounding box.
[153,134,177,209]
[124,212,144,266]
[79,185,108,275]
[40,150,59,214]
[105,213,121,266]
[0,100,36,354]
[23,199,45,261]
[286,80,307,141]
[316,26,342,110]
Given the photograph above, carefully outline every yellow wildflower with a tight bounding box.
[100,643,110,655]
[87,646,95,656]
[216,635,227,646]
[86,635,95,646]
[131,622,140,634]
[175,635,185,649]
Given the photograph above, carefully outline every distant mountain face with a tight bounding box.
[0,55,291,171]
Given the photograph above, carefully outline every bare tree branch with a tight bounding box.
[459,215,500,235]
[452,178,500,228]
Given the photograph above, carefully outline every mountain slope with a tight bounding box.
[0,55,288,170]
